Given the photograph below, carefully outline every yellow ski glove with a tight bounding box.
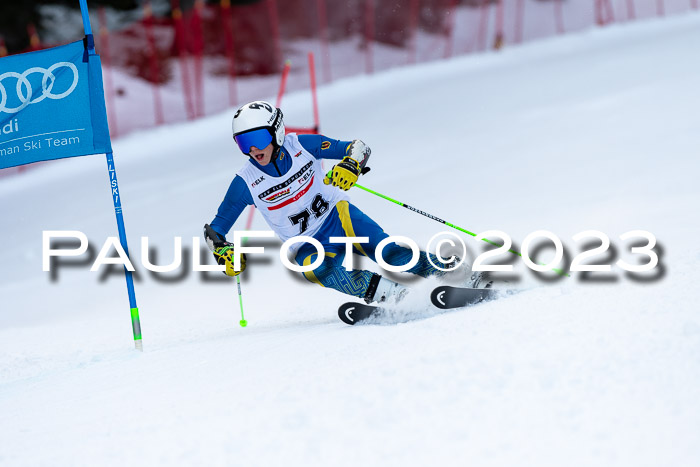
[213,244,246,276]
[204,224,246,276]
[324,156,361,191]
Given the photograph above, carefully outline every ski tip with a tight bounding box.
[431,286,452,309]
[338,301,381,325]
[338,302,359,325]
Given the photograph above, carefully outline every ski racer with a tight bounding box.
[204,101,485,304]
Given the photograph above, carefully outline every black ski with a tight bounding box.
[338,286,501,325]
[430,285,499,309]
[338,301,380,325]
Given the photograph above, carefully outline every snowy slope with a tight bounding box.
[2,13,700,467]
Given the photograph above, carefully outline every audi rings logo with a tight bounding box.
[0,62,79,114]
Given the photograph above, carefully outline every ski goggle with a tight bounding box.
[234,128,273,155]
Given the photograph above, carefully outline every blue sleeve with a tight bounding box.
[209,175,254,238]
[298,134,352,161]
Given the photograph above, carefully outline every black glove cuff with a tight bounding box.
[337,158,360,176]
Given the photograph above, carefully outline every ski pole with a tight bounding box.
[236,226,254,328]
[329,171,568,276]
[236,275,247,327]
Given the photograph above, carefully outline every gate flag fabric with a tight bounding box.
[0,39,112,169]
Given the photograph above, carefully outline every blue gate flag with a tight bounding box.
[0,40,112,169]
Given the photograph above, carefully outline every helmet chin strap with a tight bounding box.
[271,148,283,176]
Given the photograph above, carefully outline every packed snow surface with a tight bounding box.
[2,13,700,467]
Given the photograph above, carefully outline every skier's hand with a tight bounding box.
[213,243,246,276]
[324,156,360,190]
[323,140,371,190]
[325,154,372,190]
[204,223,246,276]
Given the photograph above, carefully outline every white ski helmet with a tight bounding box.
[231,101,285,154]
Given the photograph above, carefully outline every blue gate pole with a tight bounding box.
[78,0,93,35]
[106,152,142,351]
[79,0,142,350]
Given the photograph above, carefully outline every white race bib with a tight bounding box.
[237,133,348,243]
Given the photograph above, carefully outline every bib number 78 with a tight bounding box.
[288,194,330,234]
